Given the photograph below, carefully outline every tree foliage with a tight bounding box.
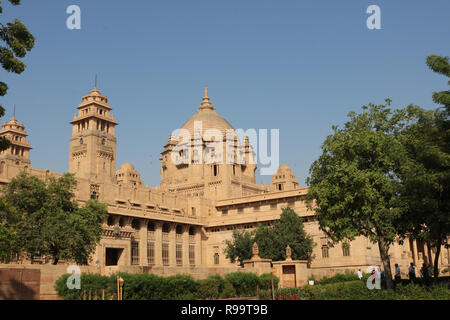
[306,100,418,289]
[397,55,450,277]
[224,207,314,266]
[0,0,35,151]
[0,172,108,264]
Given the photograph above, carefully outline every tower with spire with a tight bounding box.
[69,86,118,183]
[0,115,32,171]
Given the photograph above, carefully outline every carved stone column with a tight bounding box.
[169,223,176,267]
[155,222,163,266]
[139,219,148,266]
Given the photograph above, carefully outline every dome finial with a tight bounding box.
[199,87,214,110]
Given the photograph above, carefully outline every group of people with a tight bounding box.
[407,262,433,280]
[356,262,433,282]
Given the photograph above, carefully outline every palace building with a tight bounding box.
[0,86,448,285]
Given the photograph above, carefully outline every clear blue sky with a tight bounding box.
[1,0,449,187]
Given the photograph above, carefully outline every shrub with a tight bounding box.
[55,273,114,300]
[197,275,224,299]
[314,272,364,285]
[259,273,279,290]
[219,280,236,299]
[225,272,260,297]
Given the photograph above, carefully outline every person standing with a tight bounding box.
[357,267,363,280]
[394,263,401,281]
[408,262,416,280]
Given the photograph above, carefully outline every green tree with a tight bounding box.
[224,207,314,265]
[255,207,314,261]
[306,101,415,289]
[397,55,450,277]
[0,0,35,150]
[0,172,108,264]
[224,228,254,267]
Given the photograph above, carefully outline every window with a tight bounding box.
[278,184,282,191]
[222,209,228,215]
[162,223,170,233]
[322,245,329,258]
[253,205,260,212]
[119,218,125,227]
[270,203,277,210]
[233,165,236,176]
[213,165,218,177]
[189,227,196,236]
[162,243,169,266]
[176,244,183,266]
[80,138,83,145]
[189,244,195,266]
[131,241,139,265]
[342,243,350,257]
[147,242,155,265]
[237,207,244,214]
[101,138,106,145]
[148,222,155,231]
[131,219,140,230]
[107,216,114,226]
[214,253,219,265]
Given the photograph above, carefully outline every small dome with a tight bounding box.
[278,164,291,172]
[119,162,135,171]
[90,87,101,96]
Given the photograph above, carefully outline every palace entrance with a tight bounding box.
[105,248,123,266]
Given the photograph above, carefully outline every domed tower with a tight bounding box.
[0,116,32,169]
[270,165,300,191]
[160,89,262,199]
[69,87,118,183]
[116,162,143,188]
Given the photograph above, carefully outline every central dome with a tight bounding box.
[180,89,234,137]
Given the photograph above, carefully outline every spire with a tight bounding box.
[199,87,214,110]
[94,74,98,89]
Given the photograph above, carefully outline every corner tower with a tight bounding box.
[69,87,118,183]
[0,116,31,167]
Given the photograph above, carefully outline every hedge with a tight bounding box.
[55,272,278,300]
[260,279,450,300]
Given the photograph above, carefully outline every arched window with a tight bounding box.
[176,225,183,234]
[188,227,196,236]
[80,138,83,145]
[162,223,170,233]
[214,253,219,265]
[107,216,114,226]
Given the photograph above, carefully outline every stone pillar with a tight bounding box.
[169,223,176,267]
[155,222,163,267]
[195,226,202,266]
[139,219,148,266]
[183,225,189,267]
